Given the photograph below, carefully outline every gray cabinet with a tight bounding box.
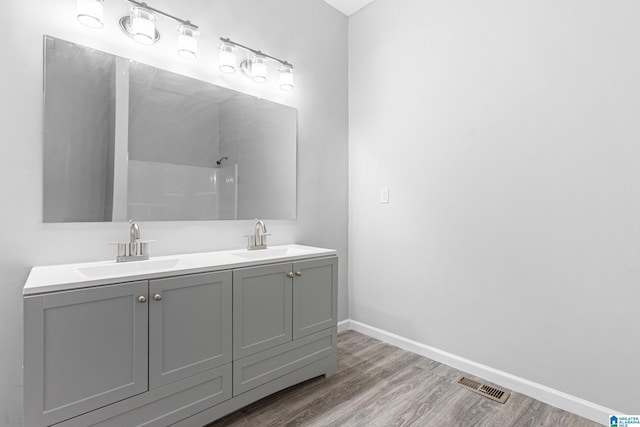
[24,255,337,427]
[23,281,149,427]
[233,263,293,359]
[292,257,338,340]
[24,271,233,426]
[232,256,338,396]
[233,256,338,355]
[149,271,232,389]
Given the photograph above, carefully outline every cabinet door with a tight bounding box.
[23,281,149,427]
[292,257,338,340]
[233,263,293,358]
[149,270,232,389]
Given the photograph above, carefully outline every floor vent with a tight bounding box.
[454,375,511,404]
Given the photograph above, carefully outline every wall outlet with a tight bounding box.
[379,186,389,204]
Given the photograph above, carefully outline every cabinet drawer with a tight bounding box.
[56,364,232,427]
[233,328,337,396]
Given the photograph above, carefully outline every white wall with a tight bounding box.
[0,0,348,425]
[349,0,640,416]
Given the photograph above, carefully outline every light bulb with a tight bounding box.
[130,6,157,45]
[279,65,294,91]
[251,55,267,83]
[177,24,198,59]
[77,0,104,29]
[218,43,236,73]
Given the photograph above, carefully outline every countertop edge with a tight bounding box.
[24,244,337,296]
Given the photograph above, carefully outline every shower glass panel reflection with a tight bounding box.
[127,161,238,220]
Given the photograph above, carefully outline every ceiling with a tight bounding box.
[322,0,376,16]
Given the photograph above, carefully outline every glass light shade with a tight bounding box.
[279,65,294,91]
[177,24,198,59]
[218,43,236,73]
[251,56,268,83]
[130,7,157,45]
[77,0,104,29]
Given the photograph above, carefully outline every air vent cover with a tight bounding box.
[454,375,511,404]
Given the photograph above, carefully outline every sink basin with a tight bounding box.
[77,258,194,278]
[232,246,315,260]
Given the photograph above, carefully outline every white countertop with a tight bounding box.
[24,244,336,296]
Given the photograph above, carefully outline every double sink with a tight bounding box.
[77,246,319,278]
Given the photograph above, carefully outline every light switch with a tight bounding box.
[379,186,389,204]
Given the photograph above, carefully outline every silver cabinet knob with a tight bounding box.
[295,271,302,277]
[137,295,147,303]
[153,294,163,301]
[287,272,294,278]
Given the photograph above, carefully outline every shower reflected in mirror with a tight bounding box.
[43,36,297,222]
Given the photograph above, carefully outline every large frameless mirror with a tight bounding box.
[43,35,297,222]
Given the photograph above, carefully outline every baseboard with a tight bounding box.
[337,319,351,333]
[344,319,617,425]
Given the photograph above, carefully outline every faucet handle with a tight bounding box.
[259,233,271,247]
[108,242,128,257]
[243,234,256,249]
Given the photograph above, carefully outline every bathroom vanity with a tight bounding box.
[23,245,338,426]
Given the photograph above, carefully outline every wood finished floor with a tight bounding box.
[207,330,603,427]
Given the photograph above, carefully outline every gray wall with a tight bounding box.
[349,0,640,415]
[0,1,348,425]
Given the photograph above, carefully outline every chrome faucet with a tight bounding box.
[129,220,141,257]
[111,220,152,262]
[255,220,266,244]
[130,221,140,244]
[245,219,269,250]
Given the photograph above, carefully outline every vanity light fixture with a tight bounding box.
[119,0,199,58]
[218,42,237,73]
[176,23,199,59]
[125,5,158,45]
[248,55,268,83]
[219,37,294,90]
[278,64,294,91]
[77,0,199,59]
[76,0,105,29]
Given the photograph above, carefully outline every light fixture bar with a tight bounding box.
[219,37,292,69]
[124,0,198,29]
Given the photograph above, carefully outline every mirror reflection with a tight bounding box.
[43,36,297,222]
